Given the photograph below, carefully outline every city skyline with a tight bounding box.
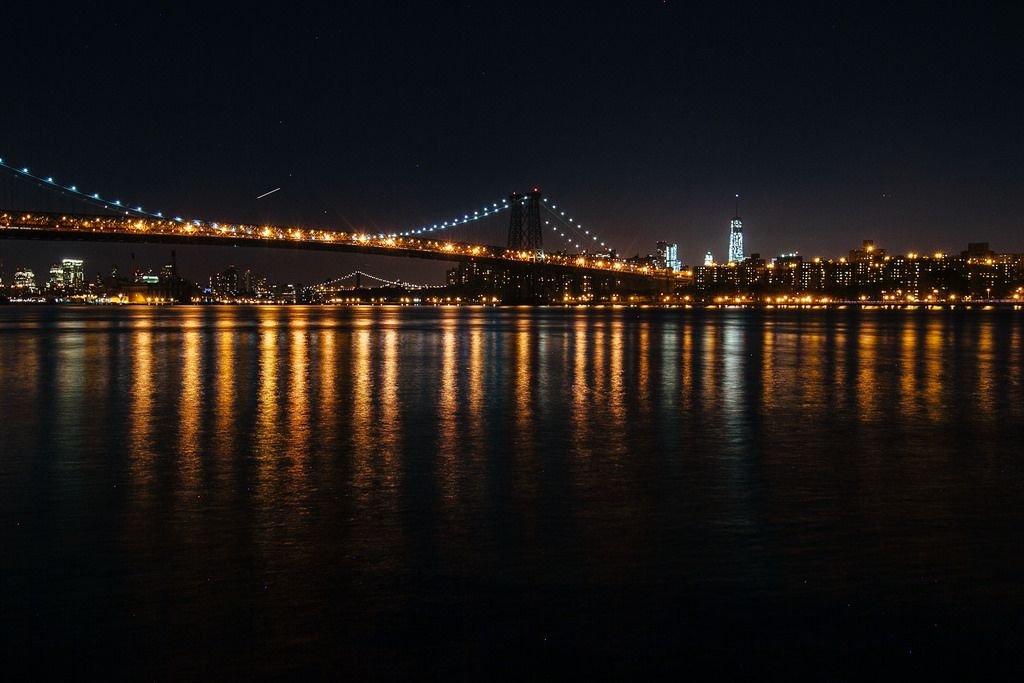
[4,4,1024,677]
[4,158,1024,286]
[4,234,1019,277]
[3,3,1023,284]
[6,234,1023,306]
[4,198,1022,290]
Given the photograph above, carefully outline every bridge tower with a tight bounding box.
[507,188,543,256]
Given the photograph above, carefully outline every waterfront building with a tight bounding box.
[798,259,827,292]
[848,240,885,263]
[61,258,85,293]
[47,263,64,292]
[446,260,509,291]
[768,253,801,292]
[694,264,718,293]
[773,252,802,268]
[211,265,248,299]
[884,255,924,299]
[963,242,995,260]
[738,254,766,292]
[12,267,38,295]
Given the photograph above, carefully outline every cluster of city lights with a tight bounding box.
[2,157,657,279]
[1,155,522,240]
[2,155,627,257]
[0,211,682,279]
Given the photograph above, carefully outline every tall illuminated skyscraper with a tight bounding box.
[62,258,85,293]
[728,194,744,263]
[47,263,64,292]
[656,241,681,271]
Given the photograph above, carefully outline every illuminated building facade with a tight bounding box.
[47,263,64,292]
[692,240,1024,301]
[728,216,743,263]
[62,258,85,293]
[12,267,38,295]
[655,241,681,271]
[43,258,85,294]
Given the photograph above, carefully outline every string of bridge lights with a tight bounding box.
[1,156,611,254]
[386,198,511,238]
[0,157,184,221]
[541,197,614,254]
[388,194,615,257]
[544,213,583,251]
[318,270,423,289]
[1,155,515,238]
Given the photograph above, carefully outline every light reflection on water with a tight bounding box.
[2,305,1024,678]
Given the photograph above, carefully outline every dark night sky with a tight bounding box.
[2,2,1022,284]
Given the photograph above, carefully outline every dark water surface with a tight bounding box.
[2,306,1023,679]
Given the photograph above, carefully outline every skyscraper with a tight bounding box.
[13,267,38,295]
[62,258,85,293]
[704,251,714,266]
[47,263,64,292]
[728,194,744,263]
[656,241,681,271]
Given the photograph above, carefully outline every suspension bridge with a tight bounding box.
[0,158,690,302]
[319,270,430,291]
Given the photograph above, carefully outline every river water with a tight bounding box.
[1,306,1022,678]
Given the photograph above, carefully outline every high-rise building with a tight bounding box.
[13,267,38,295]
[656,241,681,271]
[47,264,64,292]
[211,265,243,298]
[704,251,714,266]
[62,258,85,293]
[849,240,884,262]
[728,194,744,263]
[773,252,802,268]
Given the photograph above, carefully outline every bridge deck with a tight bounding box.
[0,210,689,286]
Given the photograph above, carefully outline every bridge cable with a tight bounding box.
[0,157,179,221]
[541,199,616,254]
[2,156,624,262]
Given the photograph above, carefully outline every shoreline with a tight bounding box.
[2,300,1023,311]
